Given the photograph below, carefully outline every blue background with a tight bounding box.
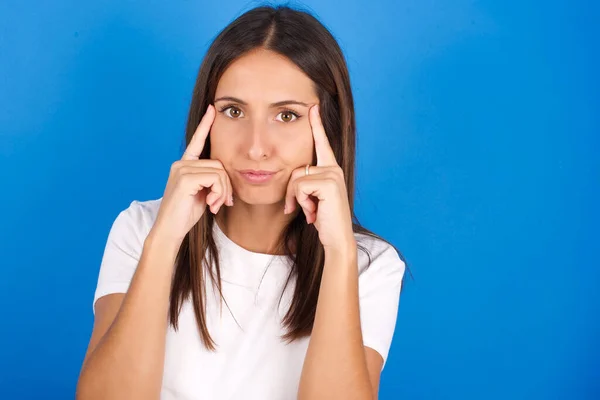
[1,0,598,399]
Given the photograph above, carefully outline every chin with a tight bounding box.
[234,187,285,206]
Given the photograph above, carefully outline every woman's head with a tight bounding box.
[186,5,356,208]
[210,48,317,206]
[172,5,404,350]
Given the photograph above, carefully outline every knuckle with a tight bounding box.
[201,159,224,169]
[178,172,192,187]
[171,160,183,173]
[213,159,225,169]
[324,170,336,180]
[211,173,223,189]
[177,166,191,176]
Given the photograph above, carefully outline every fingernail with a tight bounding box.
[229,195,234,206]
[315,105,320,115]
[284,204,288,214]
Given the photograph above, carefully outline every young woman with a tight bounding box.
[77,5,407,400]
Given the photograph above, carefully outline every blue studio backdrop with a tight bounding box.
[1,1,598,399]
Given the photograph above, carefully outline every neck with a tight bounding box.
[215,200,298,255]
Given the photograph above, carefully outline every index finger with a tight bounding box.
[309,105,337,166]
[182,104,216,161]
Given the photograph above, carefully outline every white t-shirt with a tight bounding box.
[93,198,405,400]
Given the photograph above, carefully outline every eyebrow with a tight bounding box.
[214,96,310,108]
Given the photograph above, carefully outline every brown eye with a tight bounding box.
[276,110,299,123]
[223,106,244,119]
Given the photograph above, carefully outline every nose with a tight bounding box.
[245,119,272,161]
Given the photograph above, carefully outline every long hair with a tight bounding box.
[169,5,410,350]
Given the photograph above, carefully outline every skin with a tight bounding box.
[208,48,384,398]
[210,48,316,254]
[78,48,384,400]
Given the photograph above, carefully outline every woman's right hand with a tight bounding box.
[150,104,233,247]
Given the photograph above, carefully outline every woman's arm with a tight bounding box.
[285,106,387,399]
[76,232,180,400]
[297,242,380,400]
[77,104,227,399]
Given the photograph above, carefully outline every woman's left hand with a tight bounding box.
[284,105,356,254]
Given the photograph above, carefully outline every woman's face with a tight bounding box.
[210,48,318,206]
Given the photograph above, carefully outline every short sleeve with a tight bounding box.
[357,241,406,370]
[92,200,150,315]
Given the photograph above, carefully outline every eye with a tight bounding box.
[276,110,301,123]
[220,106,244,119]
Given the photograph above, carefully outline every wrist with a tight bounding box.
[144,229,183,260]
[324,238,357,262]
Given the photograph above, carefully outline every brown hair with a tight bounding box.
[170,5,410,350]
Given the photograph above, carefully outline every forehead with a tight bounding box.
[215,48,317,103]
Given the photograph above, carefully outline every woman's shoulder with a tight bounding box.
[353,229,398,258]
[110,197,163,241]
[130,197,162,222]
[353,230,405,278]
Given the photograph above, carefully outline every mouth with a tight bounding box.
[237,169,278,184]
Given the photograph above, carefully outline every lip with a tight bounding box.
[238,169,278,184]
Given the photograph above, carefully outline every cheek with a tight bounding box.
[277,127,314,165]
[209,119,235,159]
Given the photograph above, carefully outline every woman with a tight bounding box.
[77,5,407,400]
